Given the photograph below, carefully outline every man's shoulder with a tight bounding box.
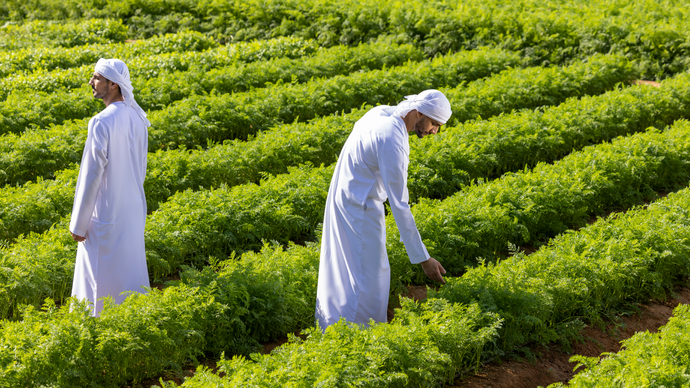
[91,102,131,126]
[91,103,113,121]
[362,105,398,121]
[90,104,127,136]
[361,106,405,130]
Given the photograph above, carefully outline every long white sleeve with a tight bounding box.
[379,146,429,264]
[69,118,109,236]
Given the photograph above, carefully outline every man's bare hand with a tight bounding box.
[420,257,446,284]
[71,231,86,242]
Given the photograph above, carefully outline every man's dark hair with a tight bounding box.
[108,79,122,95]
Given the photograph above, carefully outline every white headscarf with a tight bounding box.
[393,89,452,124]
[94,58,151,127]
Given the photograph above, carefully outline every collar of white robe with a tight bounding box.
[94,58,151,127]
[393,89,452,124]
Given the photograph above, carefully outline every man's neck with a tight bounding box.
[402,110,420,132]
[103,93,124,107]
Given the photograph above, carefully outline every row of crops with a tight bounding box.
[5,119,690,385]
[4,54,681,315]
[2,0,690,386]
[3,1,690,75]
[554,304,690,387]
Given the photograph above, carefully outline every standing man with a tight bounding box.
[316,90,452,330]
[69,59,151,317]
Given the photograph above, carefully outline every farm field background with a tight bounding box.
[1,0,690,386]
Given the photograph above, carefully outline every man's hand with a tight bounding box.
[71,231,86,242]
[420,257,446,284]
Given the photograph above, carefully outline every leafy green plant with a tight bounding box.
[0,18,128,50]
[553,304,690,387]
[0,29,218,78]
[178,300,500,388]
[391,119,690,284]
[0,242,319,385]
[434,175,690,358]
[0,54,638,243]
[3,73,690,388]
[3,80,690,321]
[185,141,690,386]
[0,37,413,101]
[0,35,318,94]
[3,0,690,77]
[0,39,423,134]
[408,71,690,201]
[0,260,500,388]
[187,140,690,388]
[0,46,519,186]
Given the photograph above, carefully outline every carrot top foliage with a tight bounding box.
[2,0,690,385]
[2,0,690,77]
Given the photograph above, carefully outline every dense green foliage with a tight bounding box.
[393,118,690,283]
[0,169,78,243]
[0,30,218,78]
[180,136,690,387]
[137,48,516,150]
[0,85,103,135]
[0,18,127,50]
[4,100,690,387]
[2,0,690,384]
[174,300,500,388]
[0,243,321,386]
[0,47,519,186]
[0,53,637,242]
[408,72,690,201]
[144,76,690,280]
[434,165,690,357]
[0,35,318,91]
[0,38,409,100]
[3,0,690,78]
[3,91,690,320]
[5,151,690,385]
[554,305,690,387]
[0,257,500,387]
[0,40,422,135]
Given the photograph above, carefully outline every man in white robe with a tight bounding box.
[316,90,452,330]
[69,58,151,317]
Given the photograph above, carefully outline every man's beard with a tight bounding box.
[92,87,107,99]
[413,122,424,138]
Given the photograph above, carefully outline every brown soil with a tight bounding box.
[259,331,308,355]
[132,359,220,388]
[449,288,690,388]
[149,273,181,291]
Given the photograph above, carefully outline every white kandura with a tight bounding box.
[316,105,433,330]
[70,100,150,317]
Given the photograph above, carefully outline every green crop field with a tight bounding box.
[1,0,690,386]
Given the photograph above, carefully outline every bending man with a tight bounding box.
[69,59,151,316]
[316,90,451,330]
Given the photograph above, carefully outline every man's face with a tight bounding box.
[88,72,115,100]
[413,114,442,139]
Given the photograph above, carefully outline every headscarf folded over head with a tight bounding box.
[393,89,452,124]
[94,58,151,127]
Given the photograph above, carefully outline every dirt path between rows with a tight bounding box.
[445,287,690,388]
